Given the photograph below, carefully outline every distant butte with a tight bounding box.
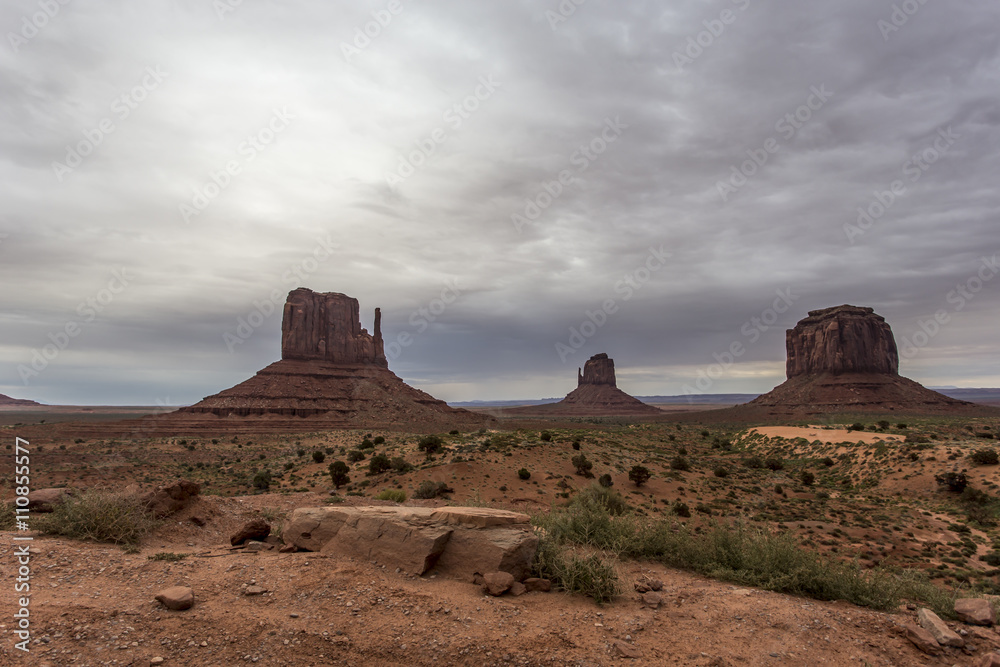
[143,288,491,433]
[0,393,42,407]
[508,353,661,417]
[711,304,994,419]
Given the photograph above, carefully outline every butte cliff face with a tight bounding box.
[510,353,660,417]
[148,288,489,433]
[733,304,983,418]
[0,393,41,407]
[785,305,898,378]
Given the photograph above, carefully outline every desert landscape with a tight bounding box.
[3,292,1000,666]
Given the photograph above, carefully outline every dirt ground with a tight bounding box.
[1,491,992,667]
[748,426,905,445]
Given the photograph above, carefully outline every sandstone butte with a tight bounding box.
[507,353,661,417]
[137,288,492,434]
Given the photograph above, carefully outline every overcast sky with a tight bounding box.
[2,0,999,406]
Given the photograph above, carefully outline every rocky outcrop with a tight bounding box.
[786,305,898,378]
[509,353,660,417]
[281,288,387,367]
[141,479,200,518]
[26,488,73,513]
[231,518,271,546]
[577,353,616,386]
[0,393,41,407]
[283,506,538,580]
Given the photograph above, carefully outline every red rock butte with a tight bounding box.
[508,353,661,417]
[142,288,491,433]
[724,304,992,419]
[0,393,42,407]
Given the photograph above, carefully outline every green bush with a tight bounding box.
[367,453,392,476]
[628,465,651,487]
[745,456,764,469]
[390,457,413,473]
[849,423,865,432]
[418,435,443,456]
[414,480,453,499]
[449,429,460,435]
[532,538,620,604]
[375,489,406,503]
[540,431,552,442]
[360,438,374,450]
[252,470,272,490]
[673,501,691,517]
[598,473,613,488]
[572,440,581,451]
[329,461,350,489]
[347,450,366,463]
[936,471,969,493]
[765,458,784,471]
[34,489,156,549]
[822,457,835,467]
[518,468,531,480]
[801,471,815,486]
[572,454,593,477]
[312,450,325,464]
[373,435,385,445]
[713,467,728,478]
[670,456,690,472]
[970,449,999,465]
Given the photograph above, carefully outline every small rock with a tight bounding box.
[482,571,514,596]
[155,587,194,611]
[646,579,663,592]
[905,624,940,655]
[917,608,964,648]
[231,519,271,546]
[244,586,267,596]
[523,577,551,592]
[956,598,995,626]
[642,592,663,609]
[290,613,299,618]
[509,582,526,596]
[472,573,486,586]
[279,544,297,553]
[150,659,165,666]
[612,640,642,659]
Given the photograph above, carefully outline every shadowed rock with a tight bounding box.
[786,305,898,377]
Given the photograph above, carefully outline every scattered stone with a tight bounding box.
[244,586,267,596]
[155,586,194,611]
[917,608,964,647]
[142,480,200,519]
[482,572,514,596]
[905,624,940,655]
[642,592,663,609]
[150,658,165,666]
[524,578,551,592]
[509,582,526,596]
[612,640,642,659]
[244,541,269,552]
[956,598,995,626]
[279,544,297,553]
[231,519,271,546]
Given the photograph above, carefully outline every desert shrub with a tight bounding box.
[700,431,709,438]
[983,552,1000,567]
[572,454,594,477]
[312,450,325,464]
[670,456,690,472]
[598,473,613,488]
[413,480,453,499]
[373,435,385,445]
[532,538,620,604]
[713,467,728,478]
[970,449,999,465]
[0,502,15,530]
[877,420,890,430]
[375,489,406,503]
[148,552,188,561]
[774,484,784,494]
[329,461,350,489]
[252,470,272,490]
[296,448,305,457]
[367,453,392,476]
[896,423,908,429]
[765,458,784,471]
[572,440,581,451]
[822,457,835,467]
[540,431,552,442]
[418,435,443,456]
[849,423,865,432]
[801,471,815,486]
[390,457,413,473]
[34,489,156,549]
[678,446,688,456]
[518,468,531,480]
[745,456,764,469]
[360,438,374,450]
[628,465,651,487]
[347,450,366,463]
[673,501,691,517]
[936,471,969,493]
[449,429,460,435]
[572,484,629,517]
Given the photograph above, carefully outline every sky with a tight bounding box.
[2,0,999,406]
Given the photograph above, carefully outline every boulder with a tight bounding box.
[904,623,940,655]
[785,305,898,377]
[917,608,964,647]
[26,488,72,513]
[155,586,194,611]
[231,519,271,546]
[141,479,200,518]
[482,571,514,596]
[979,653,1000,667]
[956,598,995,626]
[283,506,537,580]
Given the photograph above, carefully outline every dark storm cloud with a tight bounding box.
[1,0,998,404]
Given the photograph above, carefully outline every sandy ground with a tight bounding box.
[748,426,905,445]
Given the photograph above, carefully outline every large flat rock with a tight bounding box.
[284,505,538,579]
